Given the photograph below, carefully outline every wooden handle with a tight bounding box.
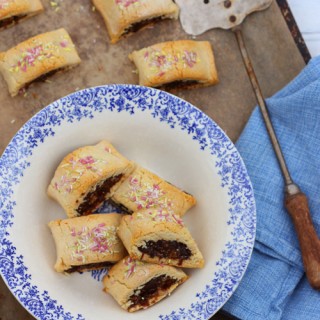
[285,192,320,289]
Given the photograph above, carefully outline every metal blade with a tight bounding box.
[175,0,272,35]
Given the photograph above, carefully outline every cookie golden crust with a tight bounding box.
[129,40,219,89]
[117,209,205,268]
[47,140,135,218]
[0,0,43,30]
[92,0,179,43]
[103,256,188,312]
[110,165,196,216]
[48,213,127,273]
[0,28,81,96]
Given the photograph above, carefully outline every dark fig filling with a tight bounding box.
[138,240,192,264]
[160,80,201,91]
[65,261,113,273]
[128,274,177,310]
[122,16,165,36]
[0,14,27,29]
[76,174,123,216]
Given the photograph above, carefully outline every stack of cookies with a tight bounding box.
[47,140,204,312]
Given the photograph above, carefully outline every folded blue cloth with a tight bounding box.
[223,56,320,319]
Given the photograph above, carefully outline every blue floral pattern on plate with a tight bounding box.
[0,85,256,319]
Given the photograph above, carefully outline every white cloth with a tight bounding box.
[288,0,320,57]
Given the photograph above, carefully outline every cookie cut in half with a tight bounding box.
[129,40,219,89]
[48,213,127,273]
[110,165,196,216]
[47,140,135,218]
[103,256,188,312]
[92,0,179,43]
[117,209,205,268]
[0,28,81,96]
[0,0,44,30]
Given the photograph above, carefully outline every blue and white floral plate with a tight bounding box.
[0,85,256,320]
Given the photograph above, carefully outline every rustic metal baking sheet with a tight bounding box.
[0,0,306,319]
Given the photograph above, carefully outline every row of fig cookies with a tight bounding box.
[0,0,179,43]
[0,0,219,96]
[0,0,178,38]
[47,140,204,312]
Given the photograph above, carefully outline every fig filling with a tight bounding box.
[122,16,164,36]
[138,240,192,263]
[76,174,123,216]
[128,275,177,310]
[160,80,201,90]
[0,14,27,29]
[65,261,113,273]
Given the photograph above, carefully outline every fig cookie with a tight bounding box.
[47,140,135,218]
[48,213,127,273]
[0,28,81,96]
[103,256,188,312]
[92,0,179,43]
[129,40,219,90]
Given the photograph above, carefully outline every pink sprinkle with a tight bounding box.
[60,40,68,48]
[71,228,76,237]
[183,50,198,68]
[116,0,139,7]
[79,156,95,165]
[129,177,139,185]
[156,55,166,67]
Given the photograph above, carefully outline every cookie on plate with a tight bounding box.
[0,28,81,96]
[47,140,135,218]
[48,213,127,273]
[103,256,188,312]
[0,0,43,30]
[117,209,205,268]
[129,40,219,89]
[92,0,179,43]
[110,165,196,216]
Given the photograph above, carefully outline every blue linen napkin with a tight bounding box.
[222,56,320,320]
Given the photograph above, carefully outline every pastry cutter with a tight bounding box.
[175,0,320,289]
